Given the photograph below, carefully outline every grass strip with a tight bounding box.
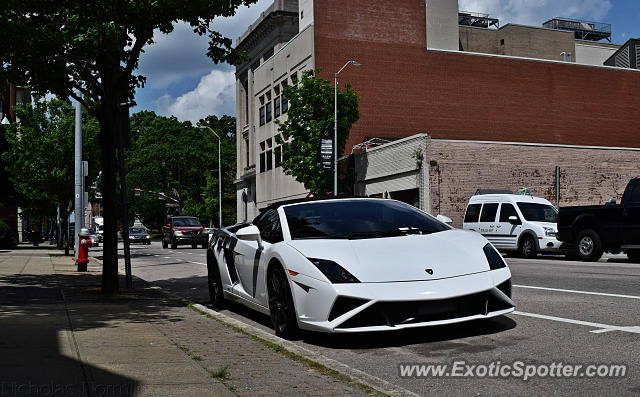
[187,304,386,397]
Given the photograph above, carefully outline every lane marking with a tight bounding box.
[514,285,640,300]
[163,256,171,259]
[188,261,206,265]
[512,311,640,334]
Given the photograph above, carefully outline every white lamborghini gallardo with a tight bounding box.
[206,198,514,338]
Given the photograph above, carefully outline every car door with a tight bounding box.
[477,203,499,243]
[233,209,283,306]
[622,183,640,246]
[493,203,522,250]
[463,203,482,232]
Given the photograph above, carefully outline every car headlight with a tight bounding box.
[483,243,507,270]
[174,230,183,236]
[543,227,556,237]
[307,258,360,283]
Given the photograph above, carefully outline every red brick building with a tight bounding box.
[235,0,640,223]
[313,0,640,151]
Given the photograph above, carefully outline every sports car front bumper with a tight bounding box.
[290,268,514,333]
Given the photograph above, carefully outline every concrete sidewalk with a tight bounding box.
[0,245,370,397]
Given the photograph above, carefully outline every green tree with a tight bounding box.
[276,69,359,195]
[1,0,255,293]
[126,112,236,231]
[2,99,101,243]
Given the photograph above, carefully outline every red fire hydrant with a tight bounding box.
[77,228,91,272]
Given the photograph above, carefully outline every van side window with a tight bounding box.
[499,203,519,222]
[480,203,499,222]
[464,204,482,223]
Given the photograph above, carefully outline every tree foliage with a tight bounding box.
[2,99,101,220]
[0,0,255,292]
[276,69,359,195]
[126,111,236,231]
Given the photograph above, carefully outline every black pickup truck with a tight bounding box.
[557,178,640,262]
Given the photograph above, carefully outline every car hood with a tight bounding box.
[174,227,202,232]
[286,229,492,282]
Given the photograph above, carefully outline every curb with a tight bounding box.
[190,304,419,397]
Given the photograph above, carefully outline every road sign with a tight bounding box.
[320,129,333,170]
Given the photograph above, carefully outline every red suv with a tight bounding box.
[162,216,207,249]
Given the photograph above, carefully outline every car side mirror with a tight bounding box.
[236,225,263,249]
[508,216,521,225]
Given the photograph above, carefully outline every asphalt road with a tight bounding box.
[91,242,640,396]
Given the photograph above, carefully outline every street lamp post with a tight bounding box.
[200,126,223,228]
[334,60,360,196]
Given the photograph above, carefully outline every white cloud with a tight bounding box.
[155,69,236,123]
[138,0,272,90]
[458,0,613,26]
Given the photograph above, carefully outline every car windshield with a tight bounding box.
[283,199,450,240]
[129,227,147,234]
[173,218,201,226]
[516,203,558,223]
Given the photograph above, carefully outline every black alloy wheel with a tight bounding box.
[207,250,225,308]
[162,237,167,248]
[171,237,177,249]
[519,235,537,259]
[267,265,299,339]
[575,229,603,262]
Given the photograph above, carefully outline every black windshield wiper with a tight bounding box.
[398,227,437,235]
[345,231,404,240]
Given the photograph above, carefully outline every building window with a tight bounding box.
[266,102,272,123]
[244,138,249,168]
[500,39,505,45]
[259,106,265,126]
[259,152,265,173]
[282,94,288,113]
[266,149,273,170]
[274,97,281,118]
[274,146,281,168]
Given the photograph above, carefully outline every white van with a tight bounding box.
[462,192,561,258]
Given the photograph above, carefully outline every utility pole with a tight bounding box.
[74,96,84,267]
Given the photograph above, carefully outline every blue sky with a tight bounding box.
[132,0,640,123]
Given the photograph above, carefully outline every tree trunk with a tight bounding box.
[99,106,120,294]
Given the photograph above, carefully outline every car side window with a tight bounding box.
[464,204,482,223]
[254,209,283,243]
[499,203,519,222]
[480,203,499,222]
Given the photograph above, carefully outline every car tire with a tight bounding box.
[207,249,225,309]
[201,244,207,249]
[171,237,177,249]
[626,250,640,263]
[519,235,537,259]
[267,264,299,339]
[162,237,167,249]
[191,243,197,249]
[575,229,603,262]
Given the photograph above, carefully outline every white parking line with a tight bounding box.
[512,311,640,334]
[514,285,640,300]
